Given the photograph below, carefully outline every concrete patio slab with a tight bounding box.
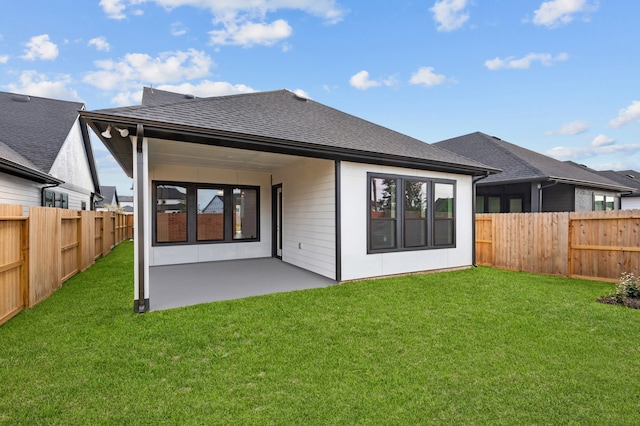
[149,258,336,311]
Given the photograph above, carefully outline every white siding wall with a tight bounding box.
[0,173,41,214]
[273,158,336,279]
[340,162,474,281]
[148,162,272,267]
[49,118,96,204]
[622,197,640,210]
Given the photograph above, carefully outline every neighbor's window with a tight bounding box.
[368,174,455,253]
[594,194,615,211]
[43,190,69,209]
[154,181,259,245]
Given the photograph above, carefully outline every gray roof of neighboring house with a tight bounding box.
[119,195,133,202]
[0,91,100,188]
[96,186,118,207]
[433,132,634,192]
[594,169,640,196]
[81,89,498,177]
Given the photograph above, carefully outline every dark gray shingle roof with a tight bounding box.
[0,91,85,173]
[84,89,496,175]
[594,169,640,195]
[141,87,199,106]
[433,132,633,191]
[96,186,118,207]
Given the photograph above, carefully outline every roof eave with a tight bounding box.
[80,112,499,177]
[0,158,64,184]
[548,176,636,192]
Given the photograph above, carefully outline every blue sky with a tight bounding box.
[1,0,639,195]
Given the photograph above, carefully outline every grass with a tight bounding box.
[1,240,639,425]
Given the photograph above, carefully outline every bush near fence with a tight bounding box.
[0,204,133,325]
[476,210,640,282]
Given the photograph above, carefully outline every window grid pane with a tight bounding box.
[371,177,397,250]
[156,185,187,243]
[232,188,258,240]
[197,188,224,241]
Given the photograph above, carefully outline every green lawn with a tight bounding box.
[1,241,639,425]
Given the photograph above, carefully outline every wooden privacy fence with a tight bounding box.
[476,210,640,282]
[1,204,133,325]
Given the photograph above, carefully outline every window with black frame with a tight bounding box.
[368,173,455,253]
[154,181,259,245]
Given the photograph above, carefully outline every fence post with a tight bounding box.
[20,217,29,311]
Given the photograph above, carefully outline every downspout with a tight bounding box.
[40,183,61,207]
[538,179,558,212]
[472,172,490,267]
[334,160,341,282]
[134,124,148,313]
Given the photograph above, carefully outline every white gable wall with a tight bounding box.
[273,158,336,279]
[48,118,96,209]
[340,161,474,281]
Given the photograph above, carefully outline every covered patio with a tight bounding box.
[149,258,337,311]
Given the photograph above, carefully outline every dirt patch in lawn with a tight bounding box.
[597,296,640,309]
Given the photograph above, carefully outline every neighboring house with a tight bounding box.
[434,132,634,213]
[593,169,640,210]
[0,91,101,213]
[201,194,224,213]
[96,185,119,211]
[119,195,134,213]
[82,88,497,312]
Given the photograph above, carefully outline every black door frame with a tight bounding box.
[272,184,283,259]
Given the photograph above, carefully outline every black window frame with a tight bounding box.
[43,189,68,209]
[153,180,260,246]
[368,173,456,254]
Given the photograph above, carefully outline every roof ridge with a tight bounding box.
[476,132,547,178]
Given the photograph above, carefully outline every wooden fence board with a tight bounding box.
[1,205,132,325]
[0,204,26,325]
[28,207,60,307]
[478,210,640,282]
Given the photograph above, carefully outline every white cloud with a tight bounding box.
[292,88,311,99]
[84,49,214,91]
[609,101,640,128]
[592,134,615,147]
[430,0,470,32]
[99,0,347,24]
[21,34,59,61]
[349,71,380,90]
[171,22,188,36]
[5,70,81,102]
[110,80,256,106]
[0,55,8,64]
[485,52,568,70]
[210,19,292,46]
[409,67,446,87]
[545,120,588,135]
[546,139,640,161]
[100,0,127,19]
[348,70,396,91]
[88,37,111,52]
[99,1,346,47]
[532,0,598,28]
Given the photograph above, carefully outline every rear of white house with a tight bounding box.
[82,88,495,312]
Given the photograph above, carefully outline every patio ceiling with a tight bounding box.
[149,137,305,172]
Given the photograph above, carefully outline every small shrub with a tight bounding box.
[614,272,640,303]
